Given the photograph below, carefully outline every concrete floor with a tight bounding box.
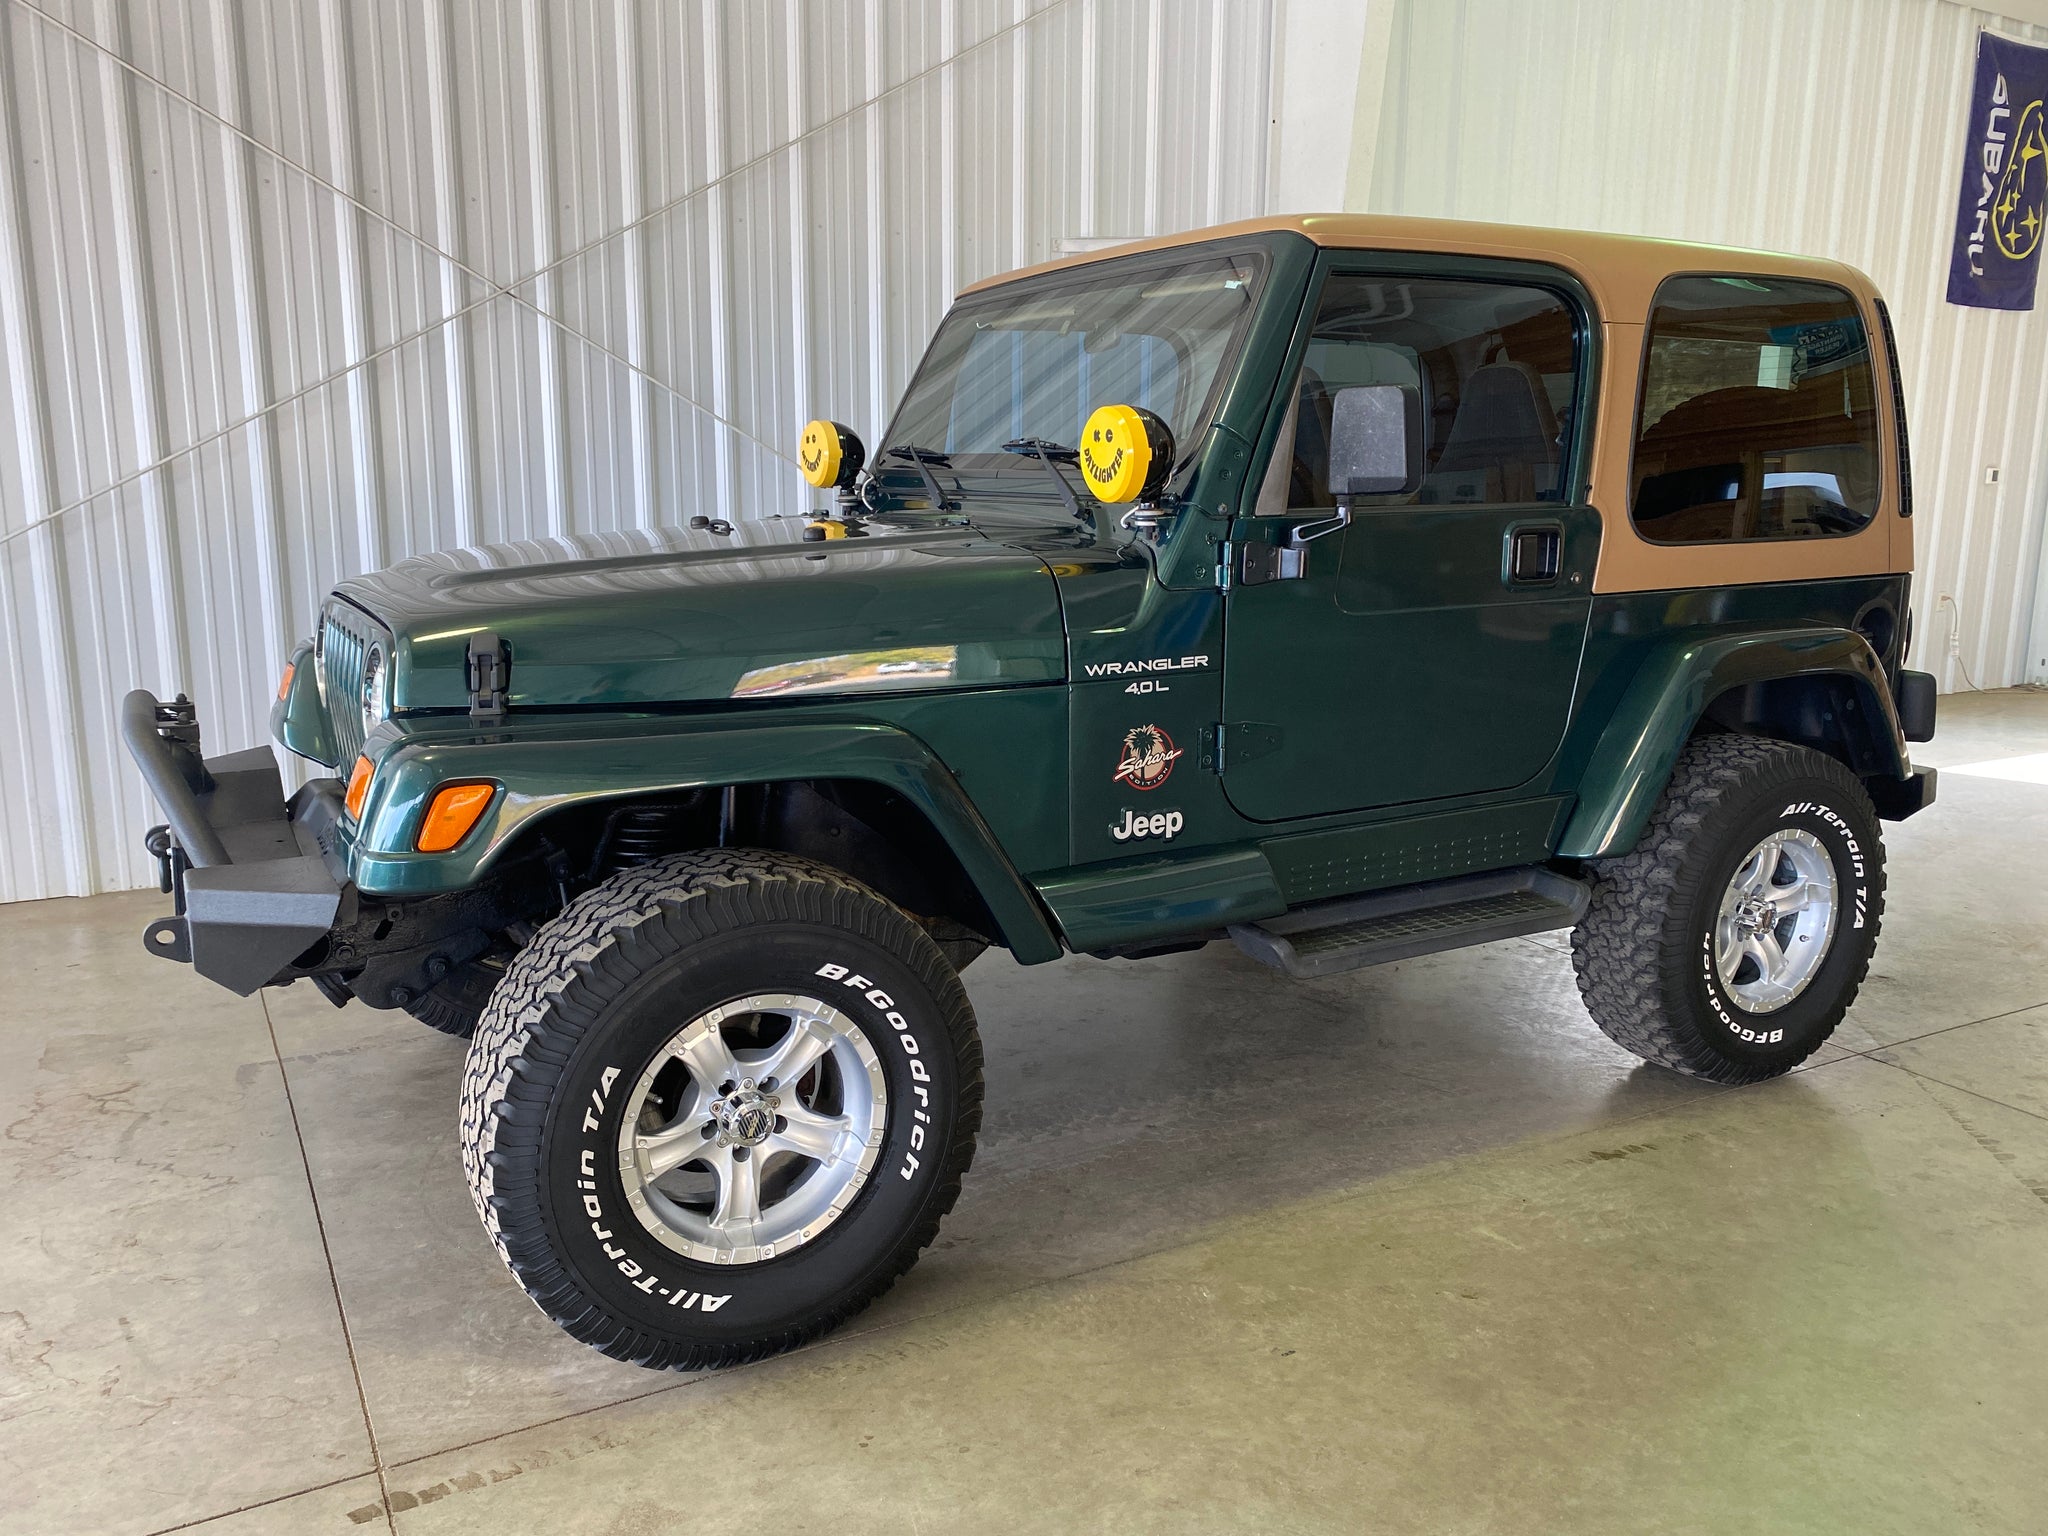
[4,690,2047,1535]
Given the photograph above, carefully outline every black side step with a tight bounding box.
[1228,867,1590,980]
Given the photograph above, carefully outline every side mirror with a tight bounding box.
[1326,384,1423,499]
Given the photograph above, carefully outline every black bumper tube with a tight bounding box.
[121,688,348,995]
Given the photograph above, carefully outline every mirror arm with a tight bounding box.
[1282,504,1352,546]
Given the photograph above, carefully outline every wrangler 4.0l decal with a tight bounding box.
[1083,654,1210,678]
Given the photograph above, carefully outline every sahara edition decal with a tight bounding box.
[1110,807,1183,844]
[1114,724,1182,791]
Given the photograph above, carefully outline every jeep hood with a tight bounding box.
[334,523,1068,710]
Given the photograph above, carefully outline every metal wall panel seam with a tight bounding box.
[702,0,736,522]
[205,0,290,706]
[1196,3,1212,227]
[612,0,653,528]
[93,0,183,709]
[425,0,481,548]
[941,1,957,302]
[6,8,95,895]
[863,11,888,432]
[0,6,73,897]
[783,0,809,493]
[314,0,386,574]
[517,0,568,537]
[1011,0,1028,271]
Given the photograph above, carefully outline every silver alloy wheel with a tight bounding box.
[616,993,887,1265]
[1712,828,1839,1015]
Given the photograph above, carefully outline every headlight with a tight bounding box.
[362,642,389,737]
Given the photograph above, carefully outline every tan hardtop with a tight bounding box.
[966,214,1907,592]
[960,214,1884,320]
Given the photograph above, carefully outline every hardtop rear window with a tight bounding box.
[1631,274,1880,544]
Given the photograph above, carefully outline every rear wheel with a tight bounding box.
[459,849,982,1370]
[1571,735,1884,1083]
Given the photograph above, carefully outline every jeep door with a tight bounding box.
[1219,257,1601,822]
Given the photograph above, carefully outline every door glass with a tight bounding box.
[1257,276,1580,515]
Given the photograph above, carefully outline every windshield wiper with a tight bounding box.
[1001,438,1087,518]
[884,445,957,511]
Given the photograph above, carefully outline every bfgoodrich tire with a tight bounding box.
[1571,735,1885,1084]
[460,850,982,1370]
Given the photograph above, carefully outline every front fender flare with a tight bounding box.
[348,715,1063,963]
[1556,627,1909,859]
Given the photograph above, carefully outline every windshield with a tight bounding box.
[882,250,1267,491]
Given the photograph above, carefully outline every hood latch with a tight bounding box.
[466,632,511,724]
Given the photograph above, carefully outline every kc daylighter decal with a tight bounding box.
[1114,724,1182,791]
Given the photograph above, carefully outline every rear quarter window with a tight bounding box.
[1631,275,1881,544]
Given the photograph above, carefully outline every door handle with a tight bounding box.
[1505,522,1564,585]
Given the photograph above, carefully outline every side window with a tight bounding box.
[1257,275,1580,514]
[1631,275,1880,543]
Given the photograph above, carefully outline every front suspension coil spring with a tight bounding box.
[594,802,695,878]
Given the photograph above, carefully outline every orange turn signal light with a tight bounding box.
[277,661,296,702]
[344,755,374,821]
[416,782,495,853]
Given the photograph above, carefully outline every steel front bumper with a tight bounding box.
[121,689,351,996]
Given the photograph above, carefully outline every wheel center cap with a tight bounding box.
[717,1090,775,1147]
[1732,895,1776,936]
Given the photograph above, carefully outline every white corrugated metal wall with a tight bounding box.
[1369,0,2048,696]
[0,0,1274,904]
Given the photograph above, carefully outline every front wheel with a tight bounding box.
[459,850,983,1370]
[1571,735,1885,1083]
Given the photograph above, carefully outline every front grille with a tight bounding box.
[320,606,375,764]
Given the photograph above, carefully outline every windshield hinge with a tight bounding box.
[466,631,511,724]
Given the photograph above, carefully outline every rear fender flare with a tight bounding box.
[1557,627,1909,859]
[349,717,1063,963]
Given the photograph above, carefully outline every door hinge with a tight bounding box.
[1202,721,1283,773]
[1215,540,1234,592]
[1238,541,1305,585]
[466,631,511,723]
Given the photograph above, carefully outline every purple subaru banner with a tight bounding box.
[1948,32,2048,310]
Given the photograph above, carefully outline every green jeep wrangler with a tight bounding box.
[124,214,1938,1370]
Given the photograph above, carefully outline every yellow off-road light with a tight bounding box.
[344,755,374,821]
[276,661,296,701]
[1078,403,1173,504]
[417,782,496,853]
[799,419,866,490]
